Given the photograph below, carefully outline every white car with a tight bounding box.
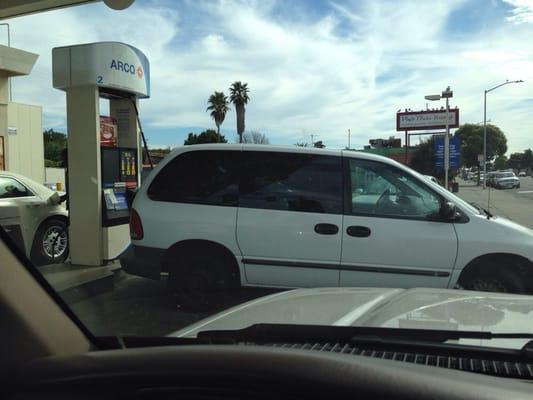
[120,144,533,307]
[0,171,69,265]
[494,172,520,189]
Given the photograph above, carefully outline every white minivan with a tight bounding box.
[120,145,533,306]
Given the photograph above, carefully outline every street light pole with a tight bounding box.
[445,94,450,190]
[482,79,523,189]
[425,87,453,190]
[348,129,351,150]
[483,90,487,188]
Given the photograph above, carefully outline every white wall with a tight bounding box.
[44,167,65,188]
[6,102,44,183]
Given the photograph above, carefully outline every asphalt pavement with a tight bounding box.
[69,273,279,337]
[455,177,533,229]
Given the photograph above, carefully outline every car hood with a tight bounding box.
[171,287,533,349]
[484,213,533,237]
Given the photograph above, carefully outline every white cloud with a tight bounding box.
[4,0,533,153]
[503,0,533,23]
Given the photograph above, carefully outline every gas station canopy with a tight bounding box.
[53,42,150,99]
[0,0,133,20]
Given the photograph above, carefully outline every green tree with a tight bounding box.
[206,91,230,141]
[313,140,325,148]
[506,152,524,170]
[229,81,250,143]
[523,149,533,171]
[454,123,507,167]
[183,129,227,145]
[493,154,507,170]
[294,142,309,147]
[243,131,269,144]
[409,137,435,175]
[43,129,67,165]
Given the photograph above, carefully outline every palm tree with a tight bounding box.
[229,81,250,143]
[206,91,230,142]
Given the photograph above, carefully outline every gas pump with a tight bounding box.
[52,42,150,266]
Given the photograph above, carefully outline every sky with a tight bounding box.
[3,0,533,153]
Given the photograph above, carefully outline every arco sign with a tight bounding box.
[52,42,150,98]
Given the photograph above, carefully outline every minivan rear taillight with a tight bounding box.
[130,208,144,240]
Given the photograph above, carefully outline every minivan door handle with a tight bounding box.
[314,223,339,235]
[347,226,371,237]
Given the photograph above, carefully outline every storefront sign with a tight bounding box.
[397,109,459,131]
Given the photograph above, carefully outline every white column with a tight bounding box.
[66,86,103,266]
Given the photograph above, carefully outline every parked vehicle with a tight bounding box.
[494,172,520,189]
[518,171,527,177]
[120,144,533,307]
[0,172,69,265]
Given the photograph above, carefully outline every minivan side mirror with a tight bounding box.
[439,201,457,221]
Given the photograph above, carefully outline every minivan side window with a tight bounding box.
[147,150,239,206]
[240,152,342,214]
[347,158,441,219]
[0,177,32,199]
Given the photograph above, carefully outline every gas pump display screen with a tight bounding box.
[120,149,137,188]
[101,148,120,188]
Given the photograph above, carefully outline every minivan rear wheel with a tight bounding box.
[459,268,524,294]
[168,252,236,312]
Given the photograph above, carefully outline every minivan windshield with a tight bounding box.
[1,0,532,354]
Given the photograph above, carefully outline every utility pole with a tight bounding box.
[441,87,453,190]
[348,129,351,150]
[310,134,316,146]
[482,80,523,189]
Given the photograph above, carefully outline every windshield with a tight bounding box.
[500,172,516,178]
[1,0,533,355]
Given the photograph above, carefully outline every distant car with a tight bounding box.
[0,171,69,265]
[494,172,520,189]
[518,171,527,177]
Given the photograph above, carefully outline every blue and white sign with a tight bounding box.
[52,42,150,98]
[434,137,460,169]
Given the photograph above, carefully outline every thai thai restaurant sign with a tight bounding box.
[396,109,459,131]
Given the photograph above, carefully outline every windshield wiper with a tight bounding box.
[469,202,492,219]
[197,323,533,344]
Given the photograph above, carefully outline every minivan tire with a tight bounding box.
[168,251,236,312]
[459,268,524,294]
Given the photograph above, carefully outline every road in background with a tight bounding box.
[455,177,533,229]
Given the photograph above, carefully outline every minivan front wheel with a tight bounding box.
[168,252,236,311]
[459,268,524,294]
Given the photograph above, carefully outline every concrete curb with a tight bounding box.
[41,262,122,304]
